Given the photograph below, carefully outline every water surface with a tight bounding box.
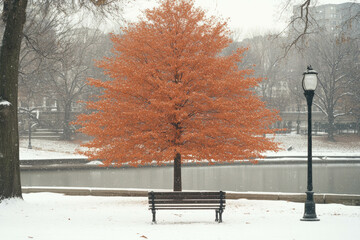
[21,163,360,194]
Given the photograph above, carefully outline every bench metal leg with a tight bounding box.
[215,210,219,222]
[152,210,156,223]
[219,209,223,223]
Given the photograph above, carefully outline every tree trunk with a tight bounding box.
[327,114,335,141]
[62,101,72,140]
[173,152,182,191]
[0,0,28,200]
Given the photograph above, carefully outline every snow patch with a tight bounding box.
[86,160,104,165]
[0,100,11,106]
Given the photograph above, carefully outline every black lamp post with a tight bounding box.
[20,107,38,149]
[301,65,320,221]
[28,116,32,149]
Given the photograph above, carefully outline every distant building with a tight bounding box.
[292,2,360,36]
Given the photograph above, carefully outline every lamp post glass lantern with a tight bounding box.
[302,71,317,91]
[301,65,320,221]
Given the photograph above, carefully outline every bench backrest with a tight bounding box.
[148,191,226,210]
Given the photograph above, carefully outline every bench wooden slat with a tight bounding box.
[149,192,221,196]
[150,205,224,208]
[150,195,223,200]
[149,200,224,204]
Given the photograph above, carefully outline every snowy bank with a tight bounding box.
[19,133,360,161]
[21,187,360,206]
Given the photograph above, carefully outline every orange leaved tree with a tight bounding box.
[74,0,281,191]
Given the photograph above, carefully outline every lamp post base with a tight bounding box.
[301,191,320,221]
[301,217,319,221]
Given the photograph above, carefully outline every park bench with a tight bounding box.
[148,191,226,223]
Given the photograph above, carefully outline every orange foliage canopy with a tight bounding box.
[74,0,281,167]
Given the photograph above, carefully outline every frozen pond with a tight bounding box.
[21,163,360,194]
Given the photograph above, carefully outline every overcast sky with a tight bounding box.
[122,0,354,39]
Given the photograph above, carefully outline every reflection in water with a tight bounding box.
[21,164,360,194]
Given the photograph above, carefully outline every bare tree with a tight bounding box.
[18,2,61,109]
[279,0,314,55]
[284,51,308,134]
[241,35,289,112]
[343,38,360,135]
[44,28,108,140]
[305,32,357,140]
[0,0,133,201]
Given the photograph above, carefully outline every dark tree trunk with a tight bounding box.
[62,101,72,140]
[0,0,28,200]
[173,152,182,191]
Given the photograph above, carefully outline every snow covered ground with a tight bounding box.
[20,138,87,160]
[269,133,360,156]
[20,133,360,160]
[1,192,359,240]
